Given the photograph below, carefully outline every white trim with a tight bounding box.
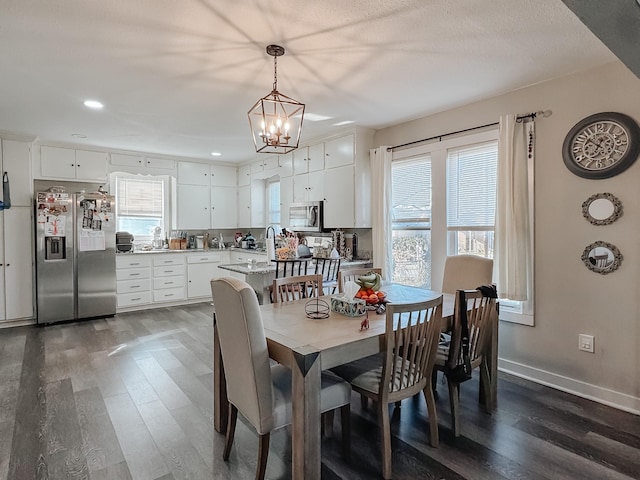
[499,358,640,415]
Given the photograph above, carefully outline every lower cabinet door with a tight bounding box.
[117,291,152,308]
[153,287,186,303]
[188,263,220,299]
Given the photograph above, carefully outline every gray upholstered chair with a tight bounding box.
[210,277,351,480]
[441,254,493,294]
[434,288,498,437]
[331,296,443,480]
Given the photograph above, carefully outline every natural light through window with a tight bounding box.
[114,174,167,240]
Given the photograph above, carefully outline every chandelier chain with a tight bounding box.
[272,55,278,92]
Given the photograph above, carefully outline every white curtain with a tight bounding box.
[370,147,393,280]
[496,115,533,301]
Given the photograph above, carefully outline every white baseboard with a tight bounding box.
[499,358,640,416]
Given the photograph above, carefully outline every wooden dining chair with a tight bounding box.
[314,257,341,294]
[433,288,498,437]
[441,255,493,294]
[210,277,351,480]
[272,274,323,303]
[331,296,443,479]
[269,258,312,302]
[338,267,382,294]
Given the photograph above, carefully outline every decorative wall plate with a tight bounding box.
[581,192,622,225]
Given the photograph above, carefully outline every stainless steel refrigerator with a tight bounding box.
[35,190,116,324]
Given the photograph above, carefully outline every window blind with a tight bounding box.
[392,157,431,225]
[446,141,497,228]
[116,177,164,217]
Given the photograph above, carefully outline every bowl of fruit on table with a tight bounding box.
[354,272,386,305]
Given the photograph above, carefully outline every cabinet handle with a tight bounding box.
[77,164,81,167]
[0,263,3,266]
[130,273,140,276]
[5,263,9,267]
[131,297,141,301]
[130,285,141,288]
[164,294,174,297]
[164,270,173,273]
[162,260,172,264]
[71,164,75,167]
[131,262,140,266]
[165,281,174,285]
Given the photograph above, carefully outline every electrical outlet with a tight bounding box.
[579,334,595,353]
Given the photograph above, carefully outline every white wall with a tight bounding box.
[375,61,640,413]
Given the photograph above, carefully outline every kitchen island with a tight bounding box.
[218,258,372,304]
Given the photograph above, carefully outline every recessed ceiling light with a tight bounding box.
[211,152,222,157]
[71,133,87,138]
[305,113,332,122]
[333,120,354,126]
[84,100,104,109]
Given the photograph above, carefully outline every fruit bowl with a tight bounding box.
[355,288,386,305]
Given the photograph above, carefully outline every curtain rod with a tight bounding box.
[387,110,551,151]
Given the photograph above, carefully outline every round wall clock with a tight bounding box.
[562,112,640,179]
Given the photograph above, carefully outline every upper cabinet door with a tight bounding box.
[176,184,210,229]
[75,150,108,181]
[277,153,294,178]
[145,157,176,170]
[40,146,76,179]
[210,165,237,186]
[324,134,354,169]
[1,140,31,206]
[307,143,325,172]
[178,162,210,185]
[292,147,309,175]
[111,153,144,168]
[238,165,251,186]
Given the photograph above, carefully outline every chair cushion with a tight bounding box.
[270,364,352,431]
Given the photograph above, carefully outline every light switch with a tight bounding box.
[579,334,595,353]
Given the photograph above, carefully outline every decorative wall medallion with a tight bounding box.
[562,112,640,179]
[581,192,623,226]
[581,241,622,275]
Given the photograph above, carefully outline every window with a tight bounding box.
[113,174,168,240]
[267,179,281,225]
[391,157,432,288]
[446,141,497,257]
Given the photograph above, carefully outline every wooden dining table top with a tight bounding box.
[259,283,455,369]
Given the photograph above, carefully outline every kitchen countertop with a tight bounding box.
[218,258,372,276]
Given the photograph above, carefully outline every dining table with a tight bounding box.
[212,283,498,480]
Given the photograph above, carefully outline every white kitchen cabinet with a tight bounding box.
[176,185,210,229]
[1,139,32,206]
[152,254,186,303]
[211,187,237,228]
[324,133,355,169]
[292,170,325,203]
[211,165,237,186]
[251,156,281,180]
[237,185,251,227]
[276,154,294,178]
[293,143,324,175]
[111,153,175,171]
[238,164,251,186]
[251,180,266,228]
[40,146,107,181]
[178,162,210,186]
[187,252,224,299]
[279,176,293,227]
[145,157,176,170]
[324,165,355,228]
[0,207,33,323]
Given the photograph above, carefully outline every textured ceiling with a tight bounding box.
[0,0,615,163]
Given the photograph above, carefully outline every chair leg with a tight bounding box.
[447,381,461,437]
[223,404,238,460]
[360,393,368,409]
[340,404,351,462]
[378,402,393,480]
[431,370,439,399]
[256,433,270,480]
[479,362,493,413]
[322,410,335,437]
[423,382,439,448]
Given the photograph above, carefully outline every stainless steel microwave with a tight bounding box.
[289,201,323,232]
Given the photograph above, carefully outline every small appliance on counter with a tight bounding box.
[116,231,134,252]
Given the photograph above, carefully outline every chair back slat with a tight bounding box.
[273,259,310,279]
[382,297,442,395]
[272,274,323,304]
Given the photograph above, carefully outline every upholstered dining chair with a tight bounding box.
[314,257,341,295]
[331,296,443,479]
[338,267,382,294]
[272,274,323,303]
[441,254,493,294]
[210,277,351,480]
[434,288,498,437]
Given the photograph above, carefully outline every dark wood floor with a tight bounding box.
[1,303,639,480]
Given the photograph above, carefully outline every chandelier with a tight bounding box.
[248,45,305,154]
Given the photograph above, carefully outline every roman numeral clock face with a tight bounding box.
[562,112,640,179]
